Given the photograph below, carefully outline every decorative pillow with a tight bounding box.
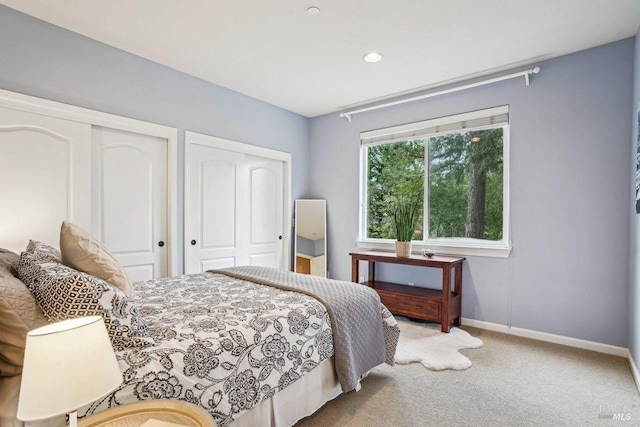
[25,240,62,263]
[0,249,19,276]
[18,252,153,352]
[0,249,48,377]
[60,221,133,297]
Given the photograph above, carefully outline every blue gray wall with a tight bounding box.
[309,39,634,346]
[296,236,325,257]
[629,29,640,371]
[0,5,309,273]
[296,236,324,257]
[296,236,315,257]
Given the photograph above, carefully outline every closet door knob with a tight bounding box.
[278,235,283,240]
[191,240,197,246]
[158,241,165,247]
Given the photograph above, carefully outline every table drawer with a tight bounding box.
[377,290,440,320]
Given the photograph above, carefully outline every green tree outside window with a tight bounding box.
[366,127,503,241]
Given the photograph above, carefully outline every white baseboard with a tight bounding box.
[461,317,628,358]
[628,350,640,394]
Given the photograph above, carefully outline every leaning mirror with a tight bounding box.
[294,199,327,277]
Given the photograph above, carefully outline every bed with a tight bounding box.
[0,239,399,427]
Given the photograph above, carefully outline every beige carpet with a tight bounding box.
[394,317,483,370]
[296,326,640,426]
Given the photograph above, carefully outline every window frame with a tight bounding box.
[357,107,511,258]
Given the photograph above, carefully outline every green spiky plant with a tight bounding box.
[392,200,419,242]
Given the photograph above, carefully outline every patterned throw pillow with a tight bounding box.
[25,240,62,263]
[17,252,153,351]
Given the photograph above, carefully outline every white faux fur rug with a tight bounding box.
[394,317,483,370]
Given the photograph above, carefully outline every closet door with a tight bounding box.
[186,144,243,272]
[185,142,285,274]
[245,154,284,268]
[92,127,168,281]
[0,106,91,252]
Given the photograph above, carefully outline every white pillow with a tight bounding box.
[59,221,133,297]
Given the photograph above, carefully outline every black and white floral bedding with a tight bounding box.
[80,272,396,426]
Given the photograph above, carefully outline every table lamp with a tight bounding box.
[17,316,123,427]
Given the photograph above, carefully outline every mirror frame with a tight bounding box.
[293,199,327,277]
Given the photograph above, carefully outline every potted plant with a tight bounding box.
[392,200,419,257]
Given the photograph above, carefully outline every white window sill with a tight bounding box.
[356,239,511,258]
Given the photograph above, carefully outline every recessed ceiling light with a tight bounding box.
[363,52,383,63]
[307,6,320,15]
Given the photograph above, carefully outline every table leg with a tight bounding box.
[351,256,359,283]
[368,261,375,284]
[441,265,451,333]
[453,263,462,326]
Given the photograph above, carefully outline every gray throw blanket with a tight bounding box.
[209,266,397,392]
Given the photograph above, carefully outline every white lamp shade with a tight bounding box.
[17,316,122,421]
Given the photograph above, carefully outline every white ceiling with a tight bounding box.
[2,0,639,118]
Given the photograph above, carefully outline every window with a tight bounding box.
[359,106,510,257]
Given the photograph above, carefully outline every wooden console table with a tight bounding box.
[350,251,465,332]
